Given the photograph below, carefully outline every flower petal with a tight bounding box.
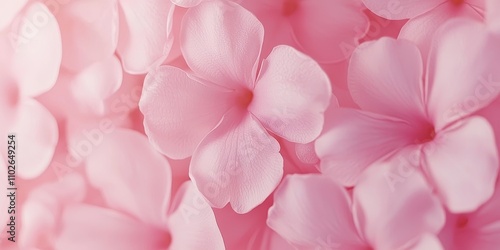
[11,2,62,97]
[139,66,234,159]
[427,19,500,128]
[315,109,416,186]
[251,45,331,143]
[362,0,444,19]
[167,182,225,250]
[423,116,499,213]
[453,182,500,250]
[0,0,27,30]
[407,234,444,250]
[20,174,86,248]
[348,37,426,122]
[55,205,168,250]
[117,0,172,73]
[57,0,119,71]
[289,0,369,62]
[171,0,203,8]
[190,109,283,213]
[10,99,58,179]
[70,55,123,115]
[268,174,368,249]
[353,147,445,250]
[85,129,172,227]
[399,3,482,64]
[181,0,263,89]
[487,0,500,32]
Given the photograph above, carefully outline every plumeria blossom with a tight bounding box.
[140,0,331,213]
[51,129,224,250]
[316,20,500,213]
[363,0,485,59]
[439,181,500,250]
[240,0,370,63]
[268,151,445,250]
[0,2,61,179]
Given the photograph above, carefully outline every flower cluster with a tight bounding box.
[1,0,500,249]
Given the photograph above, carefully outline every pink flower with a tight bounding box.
[240,0,370,63]
[268,151,445,250]
[140,0,332,213]
[439,181,500,249]
[0,2,61,179]
[316,19,500,213]
[52,129,224,250]
[363,0,485,60]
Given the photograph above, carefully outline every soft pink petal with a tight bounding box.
[268,174,368,249]
[250,45,331,143]
[295,142,319,165]
[353,148,445,250]
[190,109,283,213]
[10,99,58,179]
[139,66,234,159]
[0,0,27,30]
[20,174,86,248]
[348,38,426,122]
[362,0,444,19]
[427,19,500,128]
[487,0,500,31]
[85,129,172,227]
[315,109,416,186]
[57,0,119,71]
[452,182,500,250]
[171,0,203,8]
[10,2,62,97]
[423,116,498,213]
[55,205,168,250]
[70,55,122,115]
[407,234,444,250]
[399,3,482,63]
[289,0,369,63]
[117,0,171,74]
[167,182,225,250]
[181,0,263,89]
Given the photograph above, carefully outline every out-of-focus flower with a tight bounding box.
[268,151,445,250]
[240,0,370,63]
[316,20,500,213]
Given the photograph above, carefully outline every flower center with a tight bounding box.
[2,82,20,107]
[236,88,254,108]
[456,215,469,228]
[450,0,465,6]
[414,123,436,144]
[282,0,299,16]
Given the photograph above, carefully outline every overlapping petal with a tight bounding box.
[190,109,283,213]
[426,19,500,128]
[251,45,331,143]
[315,109,416,186]
[117,0,171,73]
[140,66,234,159]
[181,0,263,89]
[268,174,367,249]
[422,117,498,213]
[85,129,172,227]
